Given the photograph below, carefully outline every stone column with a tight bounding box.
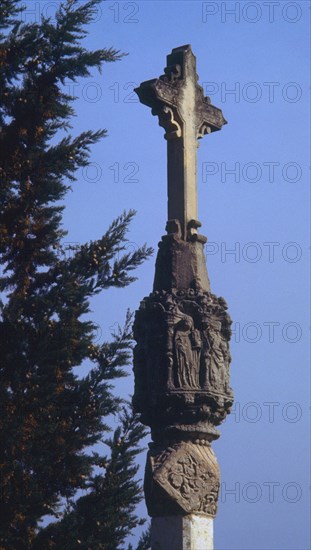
[151,515,213,550]
[133,45,233,550]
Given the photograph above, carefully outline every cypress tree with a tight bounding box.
[0,1,151,548]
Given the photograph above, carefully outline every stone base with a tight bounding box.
[151,515,213,550]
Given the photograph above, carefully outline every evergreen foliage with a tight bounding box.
[0,1,151,548]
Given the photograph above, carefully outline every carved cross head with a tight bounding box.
[135,45,227,240]
[135,44,227,141]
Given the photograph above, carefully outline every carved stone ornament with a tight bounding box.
[135,45,227,241]
[133,45,231,521]
[133,282,233,444]
[145,441,220,518]
[135,45,227,141]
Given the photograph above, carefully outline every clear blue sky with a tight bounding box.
[22,1,310,548]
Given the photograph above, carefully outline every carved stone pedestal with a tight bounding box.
[145,441,220,518]
[133,234,233,548]
[151,515,213,550]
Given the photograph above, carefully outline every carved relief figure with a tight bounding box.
[174,313,195,388]
[207,321,228,392]
[191,328,202,387]
[201,326,211,389]
[174,311,201,389]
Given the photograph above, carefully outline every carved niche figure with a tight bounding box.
[173,310,201,389]
[201,326,211,390]
[191,327,202,386]
[206,321,230,393]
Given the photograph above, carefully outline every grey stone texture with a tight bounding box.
[135,44,226,241]
[151,515,213,550]
[133,45,231,532]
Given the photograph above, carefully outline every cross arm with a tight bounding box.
[197,97,227,138]
[135,78,182,140]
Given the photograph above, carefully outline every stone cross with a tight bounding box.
[134,46,232,550]
[135,44,227,240]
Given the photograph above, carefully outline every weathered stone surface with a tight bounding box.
[133,286,233,443]
[133,45,231,531]
[145,441,220,517]
[151,515,213,550]
[153,230,210,293]
[135,44,227,241]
